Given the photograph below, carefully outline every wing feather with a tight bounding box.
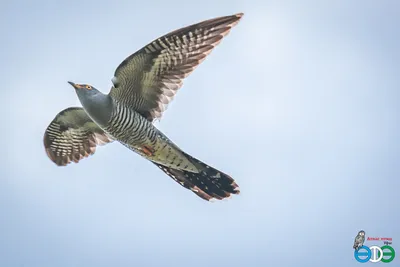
[43,107,113,166]
[109,13,243,121]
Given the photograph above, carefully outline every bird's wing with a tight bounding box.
[353,237,358,248]
[43,107,113,166]
[109,13,243,121]
[354,235,362,246]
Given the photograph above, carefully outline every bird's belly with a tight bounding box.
[105,125,199,173]
[103,109,198,172]
[123,138,199,173]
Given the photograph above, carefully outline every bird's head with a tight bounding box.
[67,81,111,125]
[68,81,107,109]
[358,230,365,236]
[68,81,100,96]
[68,81,104,105]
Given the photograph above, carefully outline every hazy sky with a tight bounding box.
[1,0,399,266]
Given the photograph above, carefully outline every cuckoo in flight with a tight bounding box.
[44,13,243,201]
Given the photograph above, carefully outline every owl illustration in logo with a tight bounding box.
[353,230,366,250]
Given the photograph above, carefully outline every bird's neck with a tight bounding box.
[80,91,113,127]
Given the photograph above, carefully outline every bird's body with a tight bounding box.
[103,100,197,171]
[353,230,366,250]
[44,13,243,201]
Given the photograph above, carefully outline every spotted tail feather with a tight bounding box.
[155,153,240,201]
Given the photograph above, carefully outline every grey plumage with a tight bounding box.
[43,13,243,201]
[353,230,366,250]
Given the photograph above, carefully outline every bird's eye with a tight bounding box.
[86,85,92,90]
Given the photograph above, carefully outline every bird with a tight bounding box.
[353,230,366,250]
[43,13,243,201]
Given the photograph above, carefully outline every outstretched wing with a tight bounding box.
[43,107,113,166]
[109,13,243,121]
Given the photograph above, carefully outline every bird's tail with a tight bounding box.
[154,152,240,201]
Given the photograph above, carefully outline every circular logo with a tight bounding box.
[354,245,395,263]
[354,246,371,263]
[369,246,383,263]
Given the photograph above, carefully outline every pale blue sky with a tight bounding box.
[1,0,399,266]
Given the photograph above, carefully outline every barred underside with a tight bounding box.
[104,101,200,172]
[110,13,243,121]
[103,101,156,144]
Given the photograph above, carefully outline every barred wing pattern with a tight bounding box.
[44,107,113,166]
[109,13,243,121]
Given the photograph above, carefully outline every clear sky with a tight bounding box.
[1,0,399,266]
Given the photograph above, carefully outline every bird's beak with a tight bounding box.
[68,81,82,89]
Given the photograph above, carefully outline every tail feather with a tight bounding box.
[154,153,240,201]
